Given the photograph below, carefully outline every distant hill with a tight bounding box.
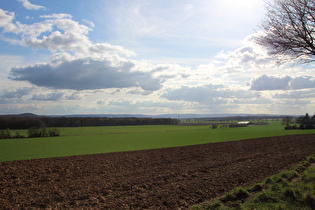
[18,113,40,117]
[0,113,40,118]
[0,113,297,120]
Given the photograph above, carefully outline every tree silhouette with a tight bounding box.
[256,0,315,63]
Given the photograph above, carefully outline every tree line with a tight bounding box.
[0,116,180,130]
[283,113,315,129]
[0,127,60,139]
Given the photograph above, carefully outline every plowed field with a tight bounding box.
[1,134,315,209]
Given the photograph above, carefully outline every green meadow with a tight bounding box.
[1,121,315,162]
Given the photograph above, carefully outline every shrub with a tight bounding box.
[48,128,60,137]
[28,127,60,138]
[0,129,11,139]
[14,131,25,138]
[28,128,41,138]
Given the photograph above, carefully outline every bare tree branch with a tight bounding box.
[255,0,315,63]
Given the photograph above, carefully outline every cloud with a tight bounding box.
[30,91,84,101]
[249,75,315,91]
[249,75,291,91]
[1,8,178,92]
[18,0,46,10]
[83,19,95,28]
[9,57,168,91]
[0,9,136,58]
[162,84,260,105]
[25,29,90,52]
[0,9,14,28]
[1,87,34,99]
[0,8,53,38]
[40,14,73,19]
[215,39,274,75]
[0,9,89,52]
[88,43,136,57]
[24,18,92,52]
[289,76,315,89]
[274,89,315,99]
[31,92,64,101]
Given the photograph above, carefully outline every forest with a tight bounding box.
[0,115,180,129]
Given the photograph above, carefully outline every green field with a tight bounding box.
[1,121,315,162]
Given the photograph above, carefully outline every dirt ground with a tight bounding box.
[1,134,315,209]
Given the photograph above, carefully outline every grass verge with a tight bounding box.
[190,154,315,210]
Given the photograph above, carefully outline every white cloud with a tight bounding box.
[0,8,53,38]
[162,84,261,105]
[25,29,90,52]
[249,75,292,91]
[249,75,315,91]
[18,0,46,11]
[0,9,136,58]
[40,13,73,19]
[274,89,315,99]
[0,9,14,28]
[289,76,315,89]
[82,19,95,28]
[214,38,275,75]
[1,8,183,92]
[88,43,136,57]
[0,9,88,52]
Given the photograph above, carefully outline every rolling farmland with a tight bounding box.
[1,121,315,162]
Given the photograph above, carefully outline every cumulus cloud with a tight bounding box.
[0,9,14,28]
[9,57,168,91]
[249,75,315,91]
[0,8,53,38]
[162,84,260,105]
[0,9,89,52]
[1,8,180,92]
[249,75,292,91]
[215,40,273,74]
[0,9,135,57]
[24,18,92,52]
[289,76,315,89]
[18,0,46,10]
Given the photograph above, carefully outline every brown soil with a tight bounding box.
[1,134,315,209]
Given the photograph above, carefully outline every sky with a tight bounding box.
[0,0,314,116]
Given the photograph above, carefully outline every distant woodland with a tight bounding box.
[0,116,180,129]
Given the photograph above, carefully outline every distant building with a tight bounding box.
[237,121,252,125]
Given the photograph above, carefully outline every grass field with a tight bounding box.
[1,121,315,162]
[191,154,315,210]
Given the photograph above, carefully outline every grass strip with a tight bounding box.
[191,154,315,210]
